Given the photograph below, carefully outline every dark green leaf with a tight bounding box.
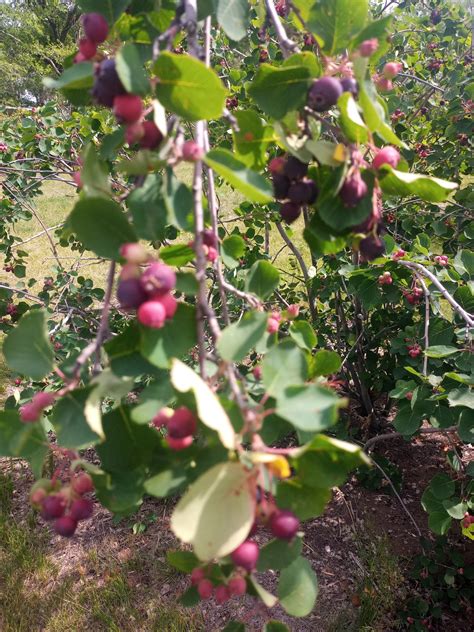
[262,341,308,397]
[221,235,246,269]
[116,42,150,96]
[379,169,458,203]
[276,384,342,432]
[43,62,94,90]
[278,557,318,617]
[205,150,273,203]
[3,309,54,380]
[51,389,100,450]
[458,408,474,443]
[127,174,168,241]
[276,481,332,520]
[289,321,317,351]
[307,0,368,55]
[429,473,455,500]
[159,244,195,266]
[257,537,303,572]
[245,260,280,299]
[0,410,48,478]
[313,350,342,376]
[217,312,268,362]
[166,550,200,572]
[248,64,311,119]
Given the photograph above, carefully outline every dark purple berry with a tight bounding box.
[70,498,94,521]
[202,229,217,248]
[269,510,300,540]
[359,235,385,261]
[54,516,78,537]
[231,540,259,572]
[340,77,359,99]
[339,172,368,207]
[41,495,66,520]
[272,173,291,199]
[279,202,301,224]
[117,278,147,310]
[82,13,109,44]
[167,407,197,439]
[92,59,126,108]
[283,157,308,181]
[430,10,441,25]
[308,76,343,112]
[288,179,318,204]
[139,121,163,150]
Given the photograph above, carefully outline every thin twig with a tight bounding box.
[396,73,444,93]
[364,426,458,452]
[264,0,299,58]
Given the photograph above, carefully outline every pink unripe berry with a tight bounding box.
[181,140,205,162]
[119,263,141,280]
[372,146,401,170]
[231,540,259,572]
[206,246,218,263]
[72,472,94,495]
[155,293,178,320]
[140,262,176,296]
[72,171,82,188]
[215,585,231,604]
[253,366,262,381]
[359,38,379,57]
[375,76,393,92]
[392,249,406,260]
[286,304,300,319]
[53,515,78,537]
[120,243,148,264]
[383,62,403,79]
[269,157,286,174]
[151,407,174,429]
[166,435,194,451]
[78,38,97,60]
[197,579,213,599]
[41,494,66,520]
[113,94,143,125]
[32,391,56,410]
[70,498,94,521]
[406,392,413,401]
[191,568,206,585]
[137,300,167,329]
[269,510,300,541]
[30,488,47,507]
[14,378,22,386]
[228,576,247,597]
[74,52,87,64]
[267,317,280,334]
[125,122,145,145]
[82,13,109,44]
[20,402,40,423]
[167,407,197,439]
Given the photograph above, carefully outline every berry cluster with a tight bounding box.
[403,286,424,305]
[20,391,57,424]
[0,142,8,153]
[188,229,218,263]
[266,304,300,334]
[269,156,318,224]
[308,75,359,112]
[434,255,448,266]
[74,13,109,64]
[152,406,197,450]
[117,244,178,330]
[407,343,422,358]
[392,249,406,260]
[30,472,94,537]
[378,271,393,286]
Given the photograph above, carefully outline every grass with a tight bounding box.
[0,471,204,632]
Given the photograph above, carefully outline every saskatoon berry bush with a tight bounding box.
[0,0,473,628]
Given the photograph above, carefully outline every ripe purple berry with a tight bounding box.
[359,235,385,261]
[139,121,163,150]
[308,76,343,112]
[72,472,94,495]
[82,13,109,44]
[202,229,217,248]
[117,278,147,310]
[340,77,359,98]
[269,510,300,541]
[279,202,301,224]
[283,157,308,181]
[54,516,78,537]
[288,179,318,204]
[272,173,291,199]
[70,498,94,521]
[167,407,197,439]
[92,59,126,108]
[140,262,176,297]
[339,172,368,207]
[231,540,259,572]
[41,495,66,520]
[137,300,167,329]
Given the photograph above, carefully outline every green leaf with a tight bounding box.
[389,380,418,399]
[379,169,458,203]
[428,512,452,535]
[317,173,373,231]
[222,622,246,632]
[248,577,278,608]
[159,244,195,267]
[421,488,444,514]
[116,42,149,96]
[276,384,342,432]
[81,144,111,199]
[233,110,273,170]
[178,585,200,607]
[245,260,280,299]
[144,469,186,498]
[43,62,94,90]
[170,462,254,561]
[77,0,131,23]
[358,82,405,147]
[392,402,423,436]
[221,235,246,269]
[217,312,268,363]
[262,341,308,398]
[105,322,156,377]
[69,198,137,260]
[425,345,459,358]
[127,174,168,241]
[313,350,342,376]
[289,321,317,351]
[276,480,332,520]
[429,473,455,500]
[84,370,133,440]
[307,0,368,55]
[154,52,227,121]
[51,389,100,450]
[217,0,249,41]
[0,410,48,478]
[264,622,290,632]
[337,92,368,143]
[205,150,273,203]
[131,378,174,424]
[166,551,200,572]
[140,304,197,369]
[176,271,199,295]
[162,168,194,231]
[257,537,303,572]
[458,408,474,443]
[305,139,346,167]
[448,388,474,409]
[3,309,54,380]
[248,64,311,119]
[171,359,236,450]
[278,557,318,617]
[442,498,467,520]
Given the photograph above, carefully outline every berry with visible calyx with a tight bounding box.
[279,201,301,224]
[70,498,94,521]
[156,293,178,319]
[78,38,97,60]
[340,77,359,98]
[253,366,262,380]
[288,179,318,204]
[359,38,379,57]
[166,435,193,451]
[359,235,385,261]
[202,229,217,248]
[54,516,78,537]
[272,173,291,199]
[139,121,163,150]
[231,540,259,572]
[14,378,22,386]
[182,140,205,162]
[339,171,368,207]
[267,317,280,334]
[378,271,393,285]
[191,568,206,585]
[372,146,401,170]
[167,407,197,439]
[137,300,167,329]
[308,76,343,112]
[113,94,143,124]
[20,402,40,423]
[41,495,66,520]
[141,262,176,296]
[283,156,308,181]
[215,585,231,604]
[117,278,147,310]
[92,59,126,108]
[269,510,300,541]
[82,13,109,43]
[72,472,94,495]
[120,243,148,265]
[228,576,247,597]
[269,157,286,174]
[408,345,421,358]
[197,579,213,600]
[383,62,402,78]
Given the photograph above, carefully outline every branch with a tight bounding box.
[414,273,430,376]
[364,426,458,452]
[264,0,299,58]
[397,72,444,93]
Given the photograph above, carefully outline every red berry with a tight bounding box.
[279,201,301,224]
[267,317,280,334]
[197,579,213,599]
[167,407,197,439]
[54,515,78,537]
[72,472,94,495]
[373,146,401,170]
[140,262,176,296]
[269,157,286,174]
[359,39,379,57]
[117,278,148,310]
[139,121,163,150]
[269,510,300,540]
[308,76,343,112]
[215,585,230,604]
[32,391,56,410]
[383,62,402,78]
[113,94,143,124]
[231,540,259,572]
[406,392,413,400]
[120,243,148,264]
[137,300,167,329]
[41,495,66,520]
[191,568,205,585]
[228,576,246,597]
[166,435,193,451]
[155,293,178,319]
[151,407,173,429]
[78,38,97,60]
[82,13,109,44]
[206,246,218,263]
[20,402,40,423]
[125,122,145,145]
[70,498,94,521]
[253,366,262,380]
[181,140,205,162]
